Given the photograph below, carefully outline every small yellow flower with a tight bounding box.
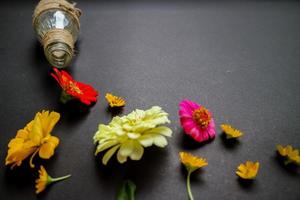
[221,124,243,139]
[236,161,259,179]
[179,152,207,200]
[179,152,208,173]
[277,145,300,165]
[105,93,126,107]
[35,165,71,194]
[5,111,60,169]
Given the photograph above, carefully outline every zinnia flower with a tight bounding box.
[179,99,216,143]
[236,161,259,180]
[179,152,208,200]
[93,106,172,165]
[35,165,71,194]
[51,68,98,105]
[277,145,300,165]
[220,124,243,139]
[105,93,126,107]
[5,111,60,169]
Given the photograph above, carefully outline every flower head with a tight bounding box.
[105,93,125,107]
[277,145,300,165]
[179,152,208,173]
[93,106,172,165]
[5,111,60,169]
[179,152,207,200]
[221,124,243,139]
[236,161,259,179]
[35,165,71,194]
[179,100,216,143]
[51,68,98,105]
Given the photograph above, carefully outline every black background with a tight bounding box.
[0,0,300,199]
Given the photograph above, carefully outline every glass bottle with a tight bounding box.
[33,0,81,68]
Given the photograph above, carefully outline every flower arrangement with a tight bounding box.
[93,106,172,165]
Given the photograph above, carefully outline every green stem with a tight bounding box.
[60,91,73,104]
[50,174,71,183]
[187,171,194,200]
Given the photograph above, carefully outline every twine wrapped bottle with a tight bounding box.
[33,0,81,68]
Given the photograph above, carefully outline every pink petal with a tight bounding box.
[207,119,216,138]
[189,127,201,141]
[179,109,193,118]
[181,118,197,132]
[179,99,200,113]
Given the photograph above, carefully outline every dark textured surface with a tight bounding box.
[0,0,300,199]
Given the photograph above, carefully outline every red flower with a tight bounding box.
[51,68,98,105]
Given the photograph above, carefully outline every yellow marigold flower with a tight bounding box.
[277,145,300,165]
[236,161,259,180]
[179,152,208,172]
[35,165,71,194]
[179,152,207,200]
[5,111,60,169]
[105,93,126,107]
[221,124,243,139]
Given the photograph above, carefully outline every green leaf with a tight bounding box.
[117,180,136,200]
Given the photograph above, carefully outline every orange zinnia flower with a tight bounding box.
[51,68,98,105]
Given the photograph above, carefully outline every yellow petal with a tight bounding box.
[8,138,24,149]
[117,150,128,164]
[38,137,59,159]
[129,142,144,160]
[39,143,56,159]
[102,145,120,165]
[95,140,119,155]
[119,140,134,157]
[5,147,36,167]
[40,111,60,137]
[29,115,43,145]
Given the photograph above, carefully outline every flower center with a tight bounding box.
[192,107,211,129]
[68,81,83,94]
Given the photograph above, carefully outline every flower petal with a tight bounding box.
[102,145,120,165]
[129,142,144,160]
[153,135,168,147]
[138,135,154,147]
[119,141,134,157]
[117,149,128,163]
[95,140,119,155]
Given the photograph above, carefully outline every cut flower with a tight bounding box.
[93,106,172,165]
[179,99,216,143]
[35,165,71,194]
[5,111,60,169]
[221,124,243,139]
[179,152,207,200]
[51,68,98,105]
[236,161,259,180]
[105,93,126,107]
[277,145,300,165]
[179,152,208,173]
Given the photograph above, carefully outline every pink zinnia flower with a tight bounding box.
[179,99,216,142]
